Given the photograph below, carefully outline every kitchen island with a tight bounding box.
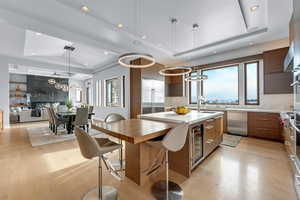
[139,110,224,180]
[92,110,224,186]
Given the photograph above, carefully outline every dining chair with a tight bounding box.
[75,127,121,200]
[45,107,54,132]
[73,108,89,132]
[104,113,126,171]
[50,107,67,135]
[146,123,189,200]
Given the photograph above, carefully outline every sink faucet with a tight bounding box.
[197,96,206,112]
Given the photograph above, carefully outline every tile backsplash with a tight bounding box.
[165,94,293,111]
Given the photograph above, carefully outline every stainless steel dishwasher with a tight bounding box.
[227,110,248,136]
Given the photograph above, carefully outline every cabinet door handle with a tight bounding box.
[290,136,295,141]
[206,139,214,144]
[290,155,296,161]
[291,81,299,87]
[206,125,214,130]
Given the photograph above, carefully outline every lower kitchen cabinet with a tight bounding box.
[247,112,282,141]
[203,116,223,157]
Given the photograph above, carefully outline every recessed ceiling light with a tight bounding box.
[104,51,109,55]
[249,42,254,45]
[213,51,217,54]
[31,53,36,55]
[250,5,259,12]
[117,24,123,28]
[81,6,90,12]
[141,35,147,39]
[35,32,42,36]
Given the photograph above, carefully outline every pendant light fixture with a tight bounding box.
[185,23,208,82]
[48,78,56,85]
[118,0,155,68]
[158,18,192,76]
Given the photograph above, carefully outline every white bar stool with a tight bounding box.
[147,123,189,200]
[75,127,122,200]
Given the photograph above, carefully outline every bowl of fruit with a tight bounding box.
[174,106,190,115]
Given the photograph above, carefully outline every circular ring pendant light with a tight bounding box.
[185,74,208,81]
[118,0,155,68]
[118,53,155,68]
[159,18,193,76]
[159,66,192,76]
[185,23,209,82]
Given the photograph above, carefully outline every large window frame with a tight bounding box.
[244,61,260,105]
[95,80,101,107]
[104,76,124,108]
[201,65,240,105]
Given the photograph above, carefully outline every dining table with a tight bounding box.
[57,111,95,134]
[91,119,176,185]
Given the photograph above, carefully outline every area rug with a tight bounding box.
[27,125,105,147]
[221,134,242,147]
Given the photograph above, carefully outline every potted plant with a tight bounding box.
[65,99,73,111]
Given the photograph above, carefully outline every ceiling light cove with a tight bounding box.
[250,5,259,12]
[81,6,90,12]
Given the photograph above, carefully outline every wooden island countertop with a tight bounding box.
[92,119,174,144]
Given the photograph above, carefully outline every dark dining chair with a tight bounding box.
[50,107,67,135]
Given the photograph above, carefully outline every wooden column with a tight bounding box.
[130,59,142,119]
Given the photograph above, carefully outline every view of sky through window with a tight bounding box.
[202,66,239,104]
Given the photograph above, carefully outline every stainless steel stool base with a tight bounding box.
[151,181,183,200]
[110,160,126,171]
[83,186,118,200]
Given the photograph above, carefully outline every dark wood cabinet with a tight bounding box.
[263,48,289,74]
[264,72,293,94]
[263,47,293,94]
[165,75,184,97]
[247,112,282,141]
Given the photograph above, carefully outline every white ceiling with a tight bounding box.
[0,0,293,76]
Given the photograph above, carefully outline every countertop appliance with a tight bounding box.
[227,110,248,136]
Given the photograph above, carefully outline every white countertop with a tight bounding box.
[139,110,224,124]
[186,107,291,113]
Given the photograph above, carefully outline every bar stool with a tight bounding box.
[147,123,189,200]
[75,127,122,200]
[104,113,126,171]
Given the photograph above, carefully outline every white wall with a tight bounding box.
[0,60,10,127]
[92,65,130,120]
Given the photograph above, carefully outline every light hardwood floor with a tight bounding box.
[0,122,297,200]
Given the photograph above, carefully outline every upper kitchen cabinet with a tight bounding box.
[294,0,300,69]
[263,47,293,94]
[165,75,184,97]
[263,47,289,74]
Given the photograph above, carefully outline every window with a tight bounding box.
[86,86,93,105]
[245,62,259,105]
[189,72,198,104]
[142,79,164,103]
[75,88,82,102]
[105,77,122,107]
[95,80,101,106]
[202,65,239,104]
